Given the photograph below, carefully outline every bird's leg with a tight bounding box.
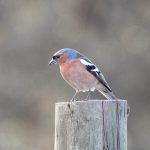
[70,91,78,102]
[84,90,91,101]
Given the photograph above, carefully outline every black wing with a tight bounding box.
[80,58,112,92]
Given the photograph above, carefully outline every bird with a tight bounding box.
[49,48,117,101]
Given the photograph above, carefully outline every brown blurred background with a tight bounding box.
[0,0,150,150]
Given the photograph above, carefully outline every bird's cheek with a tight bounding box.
[59,54,68,64]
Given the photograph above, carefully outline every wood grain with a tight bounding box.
[54,100,127,150]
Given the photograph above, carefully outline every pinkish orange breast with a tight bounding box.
[59,59,98,91]
[60,60,79,80]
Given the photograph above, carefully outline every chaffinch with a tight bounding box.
[49,48,117,101]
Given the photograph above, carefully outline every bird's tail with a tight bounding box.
[98,89,118,100]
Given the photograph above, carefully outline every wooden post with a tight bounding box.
[54,100,127,150]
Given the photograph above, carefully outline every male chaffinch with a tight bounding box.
[49,48,117,101]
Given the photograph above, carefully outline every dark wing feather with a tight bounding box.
[80,58,112,92]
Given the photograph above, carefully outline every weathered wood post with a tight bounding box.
[54,100,127,150]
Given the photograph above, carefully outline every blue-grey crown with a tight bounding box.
[59,48,79,60]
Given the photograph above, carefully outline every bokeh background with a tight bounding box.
[0,0,150,150]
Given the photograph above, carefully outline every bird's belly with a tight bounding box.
[60,63,98,92]
[71,73,97,92]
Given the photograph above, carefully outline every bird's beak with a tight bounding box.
[49,58,57,65]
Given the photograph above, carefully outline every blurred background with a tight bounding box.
[0,0,150,150]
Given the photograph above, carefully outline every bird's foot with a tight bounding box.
[70,98,77,102]
[84,91,91,101]
[70,92,78,102]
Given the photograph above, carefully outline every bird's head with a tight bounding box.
[49,48,81,65]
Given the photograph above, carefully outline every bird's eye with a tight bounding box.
[53,55,60,60]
